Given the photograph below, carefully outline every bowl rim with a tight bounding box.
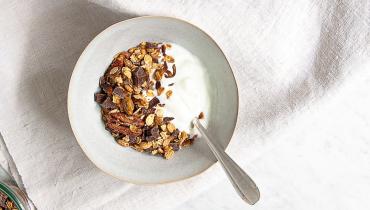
[67,15,239,185]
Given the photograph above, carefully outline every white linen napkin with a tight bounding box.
[0,0,369,209]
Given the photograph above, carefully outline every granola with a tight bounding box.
[95,42,198,159]
[0,190,18,210]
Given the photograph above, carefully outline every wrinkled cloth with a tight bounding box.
[0,0,369,209]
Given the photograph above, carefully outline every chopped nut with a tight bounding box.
[114,76,123,84]
[198,112,205,119]
[163,138,171,147]
[156,108,164,117]
[147,90,154,97]
[117,139,129,147]
[166,90,173,99]
[124,84,133,93]
[144,54,153,65]
[124,96,134,115]
[179,131,188,141]
[164,55,175,63]
[112,95,121,104]
[123,68,132,79]
[157,87,165,96]
[160,131,168,139]
[167,123,175,133]
[164,148,174,159]
[110,67,119,74]
[145,114,155,126]
[157,147,164,154]
[151,150,158,155]
[160,124,167,131]
[154,116,163,125]
[139,141,152,150]
[154,70,163,81]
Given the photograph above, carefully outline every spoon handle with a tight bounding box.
[193,119,260,205]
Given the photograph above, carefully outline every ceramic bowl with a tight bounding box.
[68,16,238,184]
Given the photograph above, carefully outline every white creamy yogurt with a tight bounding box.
[156,43,211,134]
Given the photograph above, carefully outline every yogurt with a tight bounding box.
[156,43,211,134]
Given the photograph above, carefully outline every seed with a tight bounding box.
[166,90,173,99]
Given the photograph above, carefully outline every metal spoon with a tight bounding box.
[192,119,260,205]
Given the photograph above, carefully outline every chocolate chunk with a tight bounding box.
[101,97,117,109]
[132,67,148,86]
[161,45,166,55]
[101,83,113,95]
[99,76,106,86]
[94,93,106,104]
[170,143,180,151]
[163,117,175,123]
[142,107,155,115]
[148,97,160,108]
[113,87,126,99]
[146,42,158,49]
[122,51,131,59]
[168,83,174,86]
[171,129,180,138]
[163,61,168,70]
[129,135,137,144]
[155,81,161,89]
[149,127,160,138]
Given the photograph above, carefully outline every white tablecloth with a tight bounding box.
[0,0,369,209]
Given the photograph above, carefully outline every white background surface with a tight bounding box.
[0,0,370,209]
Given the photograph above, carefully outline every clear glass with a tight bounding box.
[0,167,33,210]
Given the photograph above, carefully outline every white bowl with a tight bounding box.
[68,16,238,184]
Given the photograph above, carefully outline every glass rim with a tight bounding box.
[0,182,23,210]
